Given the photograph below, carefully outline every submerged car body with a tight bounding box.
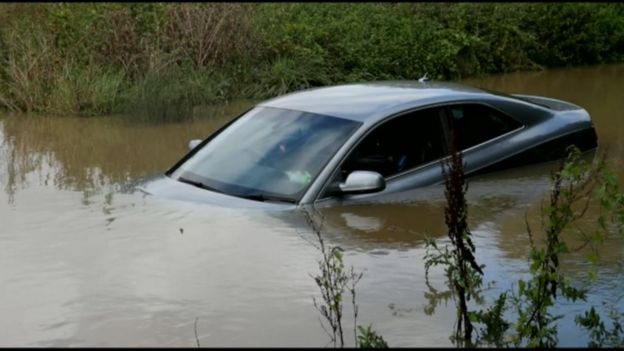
[139,81,598,209]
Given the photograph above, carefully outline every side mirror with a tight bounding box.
[338,171,386,194]
[188,139,202,151]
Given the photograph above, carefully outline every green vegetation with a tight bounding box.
[424,133,485,347]
[425,145,624,347]
[1,3,623,118]
[303,209,387,348]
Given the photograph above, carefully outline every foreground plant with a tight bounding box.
[425,143,624,348]
[505,148,601,347]
[357,324,389,348]
[302,209,387,348]
[576,305,624,347]
[423,132,484,347]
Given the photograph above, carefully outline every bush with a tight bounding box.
[526,3,624,66]
[0,3,623,116]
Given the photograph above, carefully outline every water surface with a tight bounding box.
[1,65,623,346]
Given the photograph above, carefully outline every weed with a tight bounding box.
[426,144,624,347]
[424,131,484,347]
[301,209,386,348]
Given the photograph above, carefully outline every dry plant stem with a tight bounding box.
[440,131,483,346]
[194,317,200,347]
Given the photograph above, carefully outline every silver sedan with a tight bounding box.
[139,81,598,209]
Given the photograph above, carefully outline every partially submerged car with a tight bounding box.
[139,80,598,209]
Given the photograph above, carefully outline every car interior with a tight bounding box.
[337,104,523,184]
[340,107,448,180]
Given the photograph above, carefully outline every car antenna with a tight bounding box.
[418,73,429,83]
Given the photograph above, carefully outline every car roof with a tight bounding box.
[258,81,504,122]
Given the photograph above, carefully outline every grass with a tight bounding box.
[0,3,623,118]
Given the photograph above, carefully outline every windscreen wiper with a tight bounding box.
[236,193,296,204]
[177,177,221,193]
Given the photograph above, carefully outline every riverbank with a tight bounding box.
[1,3,623,119]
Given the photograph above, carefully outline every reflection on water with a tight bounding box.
[1,65,623,346]
[0,102,251,205]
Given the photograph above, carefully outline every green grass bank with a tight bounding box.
[1,3,623,119]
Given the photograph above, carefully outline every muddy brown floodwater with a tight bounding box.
[1,65,623,347]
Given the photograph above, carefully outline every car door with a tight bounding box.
[315,106,451,205]
[314,102,525,206]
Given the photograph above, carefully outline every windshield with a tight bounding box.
[169,106,361,203]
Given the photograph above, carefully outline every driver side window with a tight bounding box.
[338,107,448,181]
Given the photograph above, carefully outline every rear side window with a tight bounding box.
[446,104,522,150]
